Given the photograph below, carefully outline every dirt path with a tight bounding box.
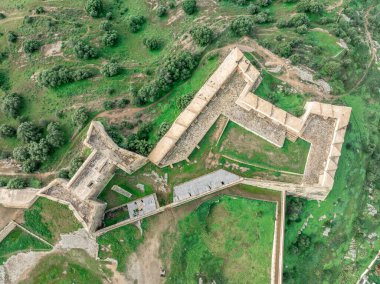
[327,0,344,11]
[350,6,378,92]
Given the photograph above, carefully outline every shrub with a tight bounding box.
[125,134,153,156]
[46,122,65,147]
[100,21,112,31]
[17,122,41,143]
[254,11,271,24]
[23,40,41,54]
[22,159,39,173]
[296,24,308,34]
[85,0,103,18]
[0,124,16,137]
[128,16,146,33]
[106,12,113,20]
[157,5,167,17]
[143,37,162,51]
[101,62,121,77]
[7,178,27,189]
[28,138,50,162]
[35,6,45,14]
[137,122,153,140]
[0,52,7,63]
[71,69,94,81]
[103,30,119,46]
[190,26,213,46]
[158,51,198,86]
[58,169,70,179]
[297,0,324,14]
[258,0,272,6]
[74,41,97,59]
[7,31,17,43]
[248,4,260,15]
[158,122,170,138]
[287,198,304,222]
[69,157,84,178]
[103,100,115,110]
[182,0,197,15]
[288,13,310,27]
[38,66,74,87]
[0,13,6,19]
[1,93,22,118]
[116,98,130,108]
[321,61,341,78]
[230,16,254,36]
[13,146,30,162]
[72,107,89,127]
[176,92,194,109]
[274,42,293,58]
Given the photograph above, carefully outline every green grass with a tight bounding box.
[20,249,111,284]
[283,92,380,283]
[304,30,343,58]
[97,172,155,210]
[163,195,276,284]
[97,221,147,272]
[23,197,81,243]
[0,227,51,264]
[218,121,310,174]
[254,70,307,116]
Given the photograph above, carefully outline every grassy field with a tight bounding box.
[23,197,81,243]
[283,92,380,283]
[0,227,51,264]
[162,195,276,283]
[97,220,147,272]
[20,249,111,284]
[218,121,310,174]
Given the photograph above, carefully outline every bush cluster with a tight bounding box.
[72,106,89,127]
[103,98,130,110]
[297,0,324,14]
[0,124,16,137]
[134,51,199,105]
[103,30,119,46]
[156,5,167,17]
[7,32,17,43]
[85,0,103,18]
[13,121,66,173]
[38,65,94,88]
[176,92,194,110]
[143,37,162,51]
[23,40,41,54]
[190,26,213,46]
[101,62,121,77]
[1,93,23,118]
[230,16,254,36]
[182,0,197,15]
[128,16,146,33]
[74,41,97,59]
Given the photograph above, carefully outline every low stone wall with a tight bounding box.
[0,221,16,243]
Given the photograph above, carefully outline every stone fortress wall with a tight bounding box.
[149,47,351,198]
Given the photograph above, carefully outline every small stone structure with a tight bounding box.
[111,185,132,198]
